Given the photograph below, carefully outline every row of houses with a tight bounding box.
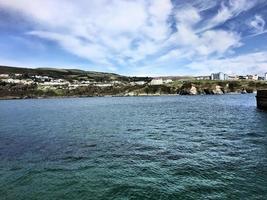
[0,74,153,89]
[196,72,267,81]
[1,72,267,88]
[0,73,22,78]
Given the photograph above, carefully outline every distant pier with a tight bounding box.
[256,90,267,110]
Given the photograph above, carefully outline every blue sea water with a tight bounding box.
[0,94,267,200]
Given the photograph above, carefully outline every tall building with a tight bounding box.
[265,73,267,80]
[211,72,228,80]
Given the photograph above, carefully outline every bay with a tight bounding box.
[0,94,267,200]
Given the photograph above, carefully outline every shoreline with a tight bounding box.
[0,92,255,101]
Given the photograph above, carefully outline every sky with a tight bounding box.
[0,0,267,76]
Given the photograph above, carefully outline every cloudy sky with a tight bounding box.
[0,0,267,76]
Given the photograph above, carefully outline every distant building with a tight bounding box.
[95,83,112,87]
[265,73,267,80]
[239,75,248,80]
[150,78,163,85]
[2,78,33,85]
[195,76,211,80]
[211,72,228,80]
[0,74,9,78]
[164,79,173,84]
[149,78,173,85]
[247,74,258,81]
[81,80,91,84]
[134,81,146,85]
[111,81,122,85]
[228,75,239,80]
[33,75,51,82]
[258,76,265,81]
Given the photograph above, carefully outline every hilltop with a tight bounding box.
[0,65,151,82]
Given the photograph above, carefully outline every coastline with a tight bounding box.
[0,92,255,101]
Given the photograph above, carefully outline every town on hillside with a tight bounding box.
[0,70,267,88]
[1,66,267,99]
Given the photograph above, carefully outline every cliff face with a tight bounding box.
[175,81,267,95]
[181,84,226,95]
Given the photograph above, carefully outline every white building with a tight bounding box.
[149,78,173,85]
[211,72,228,80]
[111,81,122,85]
[133,81,146,85]
[164,79,173,84]
[0,74,9,78]
[228,75,239,80]
[39,81,69,86]
[265,73,267,80]
[2,78,33,85]
[247,74,258,81]
[150,78,163,85]
[196,76,211,80]
[95,83,112,87]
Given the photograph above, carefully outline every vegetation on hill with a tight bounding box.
[0,65,151,82]
[0,66,267,99]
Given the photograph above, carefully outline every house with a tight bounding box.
[195,76,211,80]
[247,74,258,81]
[130,81,146,86]
[150,78,164,85]
[238,75,248,80]
[0,74,9,78]
[134,81,146,85]
[33,75,51,82]
[111,81,122,85]
[95,83,113,87]
[164,79,173,84]
[2,78,21,84]
[2,78,33,85]
[228,75,239,80]
[149,78,173,85]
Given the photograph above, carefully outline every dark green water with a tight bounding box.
[0,94,267,200]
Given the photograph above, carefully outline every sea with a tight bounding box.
[0,94,267,200]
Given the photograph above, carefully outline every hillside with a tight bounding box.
[0,65,128,81]
[1,65,267,99]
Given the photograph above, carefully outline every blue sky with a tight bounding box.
[0,0,267,76]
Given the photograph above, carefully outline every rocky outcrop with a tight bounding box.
[212,85,224,95]
[179,84,225,95]
[241,88,247,94]
[179,84,198,95]
[189,86,197,95]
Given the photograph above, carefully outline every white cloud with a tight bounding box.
[176,6,201,26]
[0,0,265,75]
[0,0,175,70]
[202,0,257,31]
[196,30,241,56]
[250,15,266,33]
[187,51,267,75]
[171,5,242,58]
[28,31,111,66]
